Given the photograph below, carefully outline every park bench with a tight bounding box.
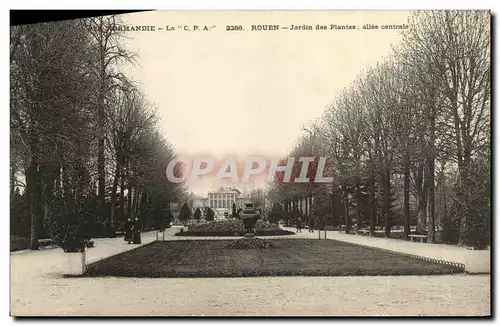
[324,225,335,231]
[357,229,370,236]
[38,238,54,248]
[408,234,428,243]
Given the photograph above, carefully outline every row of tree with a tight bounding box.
[178,205,217,224]
[268,11,490,248]
[10,15,186,249]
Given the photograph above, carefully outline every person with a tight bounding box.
[124,218,133,244]
[309,219,314,233]
[133,218,142,244]
[296,217,302,233]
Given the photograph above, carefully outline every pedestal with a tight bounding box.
[64,251,86,276]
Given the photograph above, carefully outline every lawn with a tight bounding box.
[84,239,464,278]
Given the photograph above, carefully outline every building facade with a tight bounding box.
[206,186,254,219]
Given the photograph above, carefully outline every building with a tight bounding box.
[192,196,208,210]
[207,186,253,219]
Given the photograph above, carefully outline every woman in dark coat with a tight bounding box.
[133,218,142,244]
[124,218,133,244]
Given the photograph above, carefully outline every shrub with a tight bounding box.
[48,199,92,253]
[205,207,215,222]
[194,208,202,221]
[268,202,286,224]
[179,203,191,225]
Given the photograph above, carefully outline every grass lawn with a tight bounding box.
[84,239,464,278]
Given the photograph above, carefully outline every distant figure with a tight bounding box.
[133,218,142,244]
[309,220,314,233]
[133,217,141,244]
[296,218,302,233]
[124,218,133,244]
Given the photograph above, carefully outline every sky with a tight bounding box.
[120,10,410,196]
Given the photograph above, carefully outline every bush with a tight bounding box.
[255,220,279,230]
[268,202,286,224]
[194,207,201,220]
[205,207,215,222]
[48,199,92,253]
[179,203,191,225]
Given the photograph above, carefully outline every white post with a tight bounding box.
[82,250,87,274]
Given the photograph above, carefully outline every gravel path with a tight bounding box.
[10,227,491,316]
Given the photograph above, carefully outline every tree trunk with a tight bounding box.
[55,162,61,195]
[383,165,391,238]
[110,162,120,224]
[309,193,314,224]
[427,156,436,243]
[127,175,133,220]
[305,193,309,224]
[97,36,107,222]
[415,162,428,233]
[330,192,335,227]
[403,152,410,240]
[97,125,106,218]
[344,187,350,234]
[355,183,361,233]
[10,164,16,197]
[27,129,41,250]
[369,175,375,237]
[457,159,471,246]
[119,166,125,221]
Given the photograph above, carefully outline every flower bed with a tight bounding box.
[176,219,294,237]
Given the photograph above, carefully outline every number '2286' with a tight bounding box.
[226,25,243,31]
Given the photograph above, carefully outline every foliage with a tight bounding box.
[267,11,490,247]
[10,17,187,249]
[311,191,331,229]
[268,202,287,224]
[179,203,191,225]
[204,207,215,222]
[232,203,238,219]
[48,198,93,253]
[10,189,30,238]
[194,208,202,221]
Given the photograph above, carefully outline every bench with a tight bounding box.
[324,225,335,231]
[357,229,370,236]
[408,234,428,243]
[38,238,54,247]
